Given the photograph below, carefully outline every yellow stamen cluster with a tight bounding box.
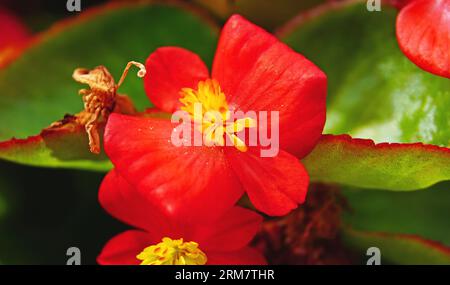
[179,79,255,152]
[136,237,207,265]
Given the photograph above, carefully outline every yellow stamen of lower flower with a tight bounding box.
[136,237,207,265]
[179,79,255,151]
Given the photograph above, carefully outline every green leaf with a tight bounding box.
[0,2,218,170]
[342,228,450,265]
[0,124,111,172]
[341,181,450,264]
[303,135,450,190]
[283,0,450,190]
[280,0,450,147]
[342,181,450,246]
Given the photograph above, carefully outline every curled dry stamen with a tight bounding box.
[71,61,146,154]
[116,61,146,88]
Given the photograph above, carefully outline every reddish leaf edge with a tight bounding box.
[303,134,450,191]
[0,123,84,151]
[319,134,450,155]
[0,109,170,170]
[0,118,109,169]
[343,226,450,259]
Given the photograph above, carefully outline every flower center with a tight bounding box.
[136,237,207,265]
[179,79,255,152]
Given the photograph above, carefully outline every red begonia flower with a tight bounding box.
[97,170,266,265]
[0,8,29,50]
[105,15,326,218]
[396,0,450,78]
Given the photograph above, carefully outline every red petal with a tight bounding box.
[97,230,154,265]
[104,114,244,224]
[207,247,267,265]
[193,206,262,252]
[144,47,209,113]
[225,147,309,216]
[396,0,450,78]
[212,15,327,158]
[99,169,175,237]
[0,8,29,50]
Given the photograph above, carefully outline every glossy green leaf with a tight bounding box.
[341,181,450,264]
[0,3,217,170]
[281,0,450,147]
[303,135,450,190]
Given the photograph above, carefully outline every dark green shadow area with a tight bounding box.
[343,180,450,246]
[0,161,125,264]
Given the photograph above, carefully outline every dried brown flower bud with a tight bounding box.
[72,61,146,154]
